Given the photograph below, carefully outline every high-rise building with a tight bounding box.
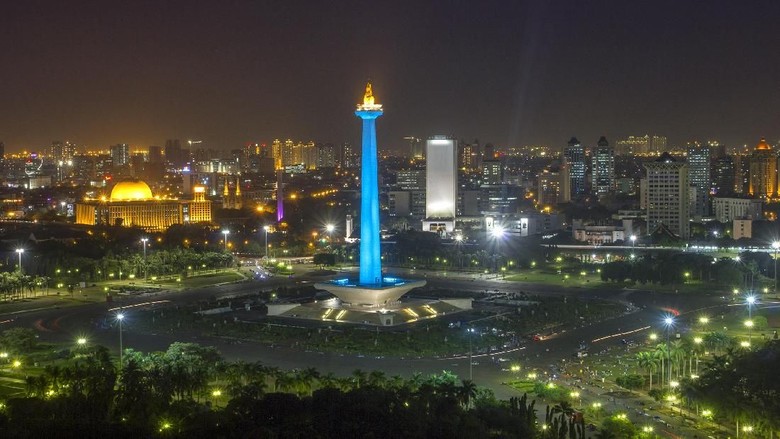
[482,159,502,184]
[645,152,689,238]
[615,135,649,155]
[650,135,668,154]
[711,155,735,197]
[733,153,750,194]
[614,134,667,155]
[110,143,130,167]
[687,142,711,216]
[341,142,357,168]
[316,143,338,168]
[564,137,586,198]
[148,146,163,164]
[748,137,777,199]
[591,136,614,197]
[396,170,425,190]
[404,136,423,159]
[458,140,480,170]
[537,169,562,206]
[559,160,571,203]
[164,139,184,168]
[423,136,457,233]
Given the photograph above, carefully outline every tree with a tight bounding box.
[636,352,659,389]
[615,374,644,390]
[313,253,336,268]
[599,416,638,438]
[0,328,38,353]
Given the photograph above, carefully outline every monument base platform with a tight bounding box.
[314,278,426,307]
[273,296,472,327]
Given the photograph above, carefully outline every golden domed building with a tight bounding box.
[748,137,777,199]
[76,180,212,231]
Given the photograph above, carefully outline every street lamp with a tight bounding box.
[116,312,125,369]
[140,237,148,280]
[774,241,780,295]
[15,248,24,274]
[467,327,475,381]
[263,226,271,259]
[746,295,756,322]
[222,230,230,252]
[663,315,675,387]
[325,223,335,234]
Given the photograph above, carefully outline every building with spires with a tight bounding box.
[75,180,212,231]
[748,137,777,199]
[222,176,243,209]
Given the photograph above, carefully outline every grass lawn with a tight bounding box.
[505,270,601,286]
[176,271,244,288]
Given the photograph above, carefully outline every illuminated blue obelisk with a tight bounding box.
[355,82,383,286]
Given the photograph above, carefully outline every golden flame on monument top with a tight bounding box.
[356,81,383,111]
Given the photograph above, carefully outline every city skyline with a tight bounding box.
[1,1,780,152]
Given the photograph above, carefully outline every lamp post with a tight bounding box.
[15,248,24,274]
[263,226,270,259]
[117,312,125,369]
[325,223,335,236]
[222,230,230,252]
[663,316,675,387]
[746,295,756,341]
[140,238,148,280]
[773,241,780,295]
[467,327,475,381]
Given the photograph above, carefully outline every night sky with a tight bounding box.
[1,1,779,153]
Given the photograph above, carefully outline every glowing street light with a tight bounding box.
[15,248,24,274]
[491,225,505,239]
[222,230,230,252]
[699,316,710,325]
[325,223,335,233]
[773,241,780,295]
[140,237,148,280]
[76,337,87,347]
[263,225,271,259]
[116,312,125,368]
[649,332,658,341]
[663,315,675,387]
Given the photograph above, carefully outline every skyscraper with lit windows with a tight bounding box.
[591,136,614,197]
[687,142,711,216]
[564,137,586,198]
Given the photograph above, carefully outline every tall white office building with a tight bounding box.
[645,152,689,239]
[423,136,457,234]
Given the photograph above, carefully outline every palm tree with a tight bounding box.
[298,367,320,396]
[654,344,669,387]
[351,369,367,389]
[458,379,478,409]
[669,340,685,379]
[636,352,659,390]
[366,370,386,388]
[703,331,732,354]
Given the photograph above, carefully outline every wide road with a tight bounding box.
[1,268,730,437]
